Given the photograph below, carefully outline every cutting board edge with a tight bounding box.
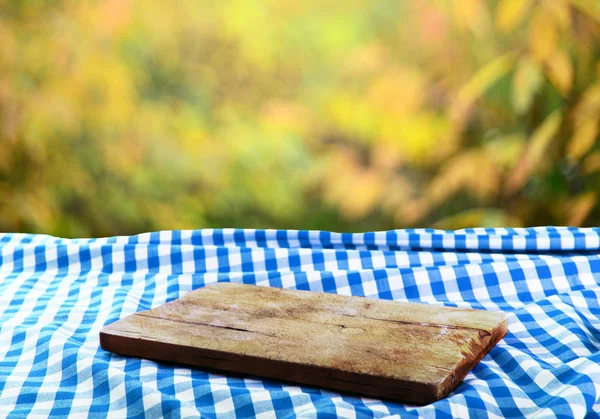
[99,326,448,405]
[442,316,509,395]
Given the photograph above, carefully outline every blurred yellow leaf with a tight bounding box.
[567,117,598,160]
[546,50,573,95]
[367,68,425,116]
[380,175,416,213]
[371,143,401,171]
[569,82,600,159]
[343,43,388,77]
[380,113,451,165]
[23,190,57,231]
[427,149,500,206]
[505,110,563,194]
[321,148,384,219]
[340,170,384,219]
[575,82,600,122]
[570,0,600,25]
[0,20,16,67]
[327,93,379,142]
[583,152,600,174]
[525,110,563,158]
[71,54,136,128]
[412,3,449,47]
[453,0,489,35]
[496,0,534,32]
[99,0,133,36]
[543,0,571,30]
[485,133,526,170]
[261,101,311,136]
[453,52,516,119]
[457,52,516,105]
[529,8,558,63]
[453,0,479,25]
[512,56,543,114]
[567,192,596,226]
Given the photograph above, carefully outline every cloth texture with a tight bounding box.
[1,227,600,418]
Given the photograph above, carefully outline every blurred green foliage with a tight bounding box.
[1,0,599,237]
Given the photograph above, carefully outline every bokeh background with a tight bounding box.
[1,0,599,237]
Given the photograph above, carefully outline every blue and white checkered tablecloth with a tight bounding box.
[2,228,600,418]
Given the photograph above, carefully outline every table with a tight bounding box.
[1,227,600,417]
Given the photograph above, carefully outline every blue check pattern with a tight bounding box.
[2,227,600,418]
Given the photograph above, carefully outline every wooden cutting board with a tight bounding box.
[100,283,507,405]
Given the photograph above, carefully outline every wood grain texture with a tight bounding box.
[100,283,508,405]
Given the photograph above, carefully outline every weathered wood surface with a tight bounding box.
[100,283,508,405]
